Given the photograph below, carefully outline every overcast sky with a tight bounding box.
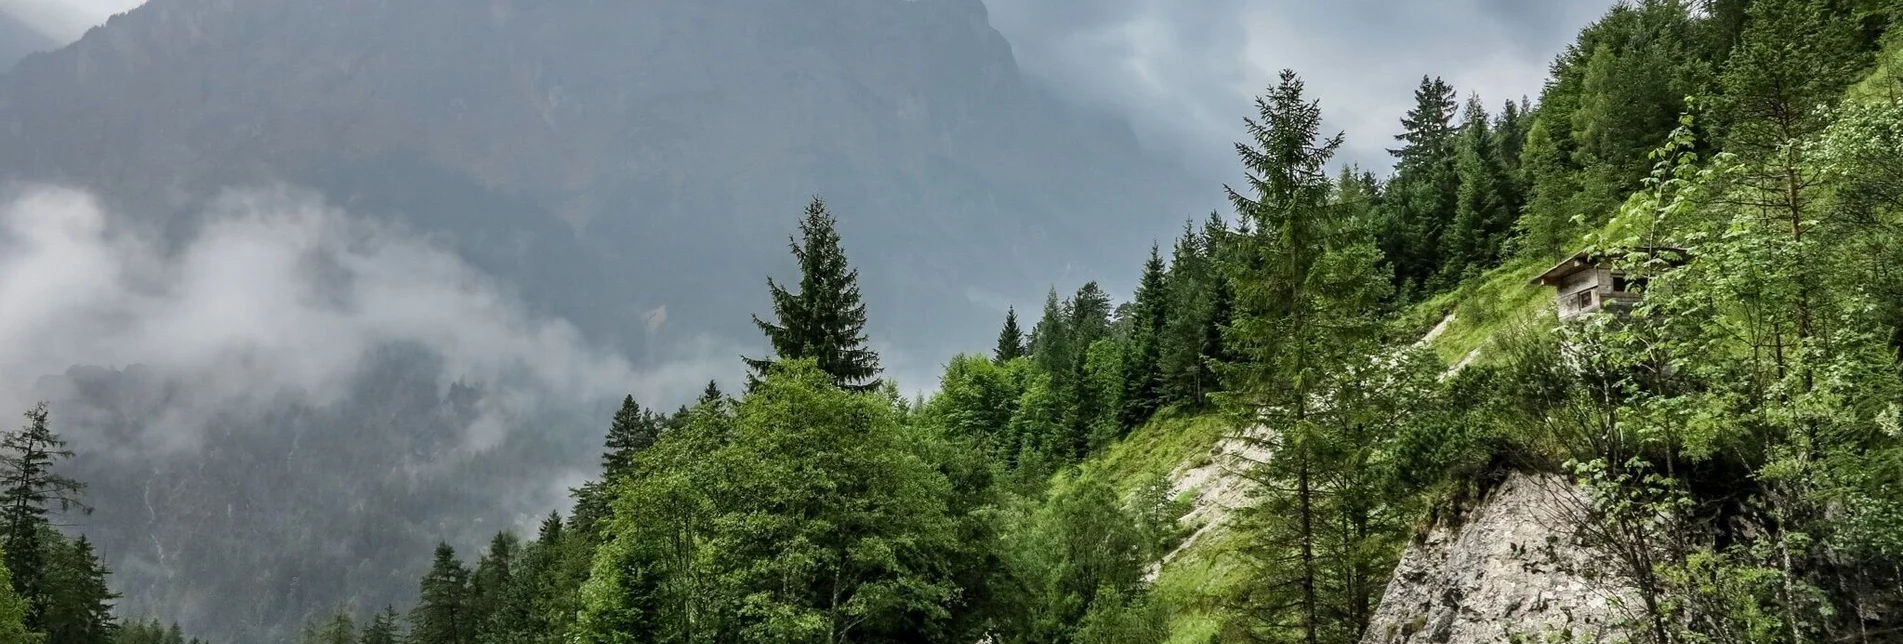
[984,0,1617,176]
[19,0,1616,178]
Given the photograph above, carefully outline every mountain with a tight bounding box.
[0,10,54,70]
[0,0,1205,640]
[0,0,1202,362]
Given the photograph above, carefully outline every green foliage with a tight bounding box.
[0,545,36,644]
[300,612,354,644]
[995,472,1172,644]
[1158,216,1232,410]
[997,308,1029,363]
[1379,76,1462,295]
[357,607,400,644]
[746,197,883,392]
[1445,97,1516,280]
[0,403,86,632]
[410,543,472,644]
[578,360,966,643]
[1119,246,1170,433]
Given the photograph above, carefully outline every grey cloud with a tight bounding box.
[0,185,738,454]
[985,0,1615,176]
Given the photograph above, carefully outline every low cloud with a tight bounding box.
[0,184,736,453]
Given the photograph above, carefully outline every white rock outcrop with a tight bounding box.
[1362,473,1637,644]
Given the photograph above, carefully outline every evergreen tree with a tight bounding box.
[1379,76,1462,295]
[468,533,517,640]
[995,308,1028,363]
[410,543,471,644]
[356,607,399,644]
[1157,219,1210,409]
[1118,245,1169,431]
[697,380,724,407]
[40,534,116,644]
[0,403,85,631]
[1444,95,1514,279]
[1493,97,1531,185]
[302,612,353,644]
[577,360,965,643]
[745,197,882,392]
[1217,70,1393,644]
[600,396,661,481]
[0,545,34,644]
[1029,288,1069,378]
[1513,117,1581,260]
[1720,0,1860,157]
[1064,283,1117,458]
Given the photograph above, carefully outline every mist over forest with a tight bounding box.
[7,1,1903,644]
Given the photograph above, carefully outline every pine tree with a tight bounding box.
[1379,76,1462,295]
[302,612,353,644]
[1029,288,1069,378]
[1444,95,1513,279]
[0,544,32,644]
[410,543,471,644]
[1217,69,1392,644]
[1118,245,1169,431]
[601,396,661,481]
[40,534,116,644]
[698,380,724,406]
[745,197,882,392]
[1064,283,1117,458]
[468,532,517,640]
[357,606,400,644]
[994,308,1027,363]
[0,403,85,631]
[1514,116,1580,260]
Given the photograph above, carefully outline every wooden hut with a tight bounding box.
[1532,248,1688,321]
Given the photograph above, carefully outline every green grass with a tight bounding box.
[1849,29,1903,103]
[1153,527,1252,642]
[1088,411,1230,496]
[1396,255,1556,367]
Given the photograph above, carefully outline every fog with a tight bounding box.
[0,184,738,454]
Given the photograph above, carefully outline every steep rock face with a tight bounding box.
[1363,473,1636,644]
[0,0,1201,358]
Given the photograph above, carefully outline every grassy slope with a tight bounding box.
[1082,259,1557,640]
[1084,29,1903,641]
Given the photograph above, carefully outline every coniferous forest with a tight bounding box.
[6,0,1903,642]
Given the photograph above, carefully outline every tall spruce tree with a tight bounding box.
[601,396,661,481]
[995,308,1027,363]
[1379,76,1462,295]
[357,607,400,644]
[1158,219,1211,409]
[1217,70,1393,644]
[1444,95,1514,280]
[410,543,472,644]
[1118,245,1169,431]
[468,532,518,641]
[1029,288,1069,378]
[745,197,882,392]
[0,403,85,631]
[40,534,115,644]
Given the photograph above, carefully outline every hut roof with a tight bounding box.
[1530,247,1689,287]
